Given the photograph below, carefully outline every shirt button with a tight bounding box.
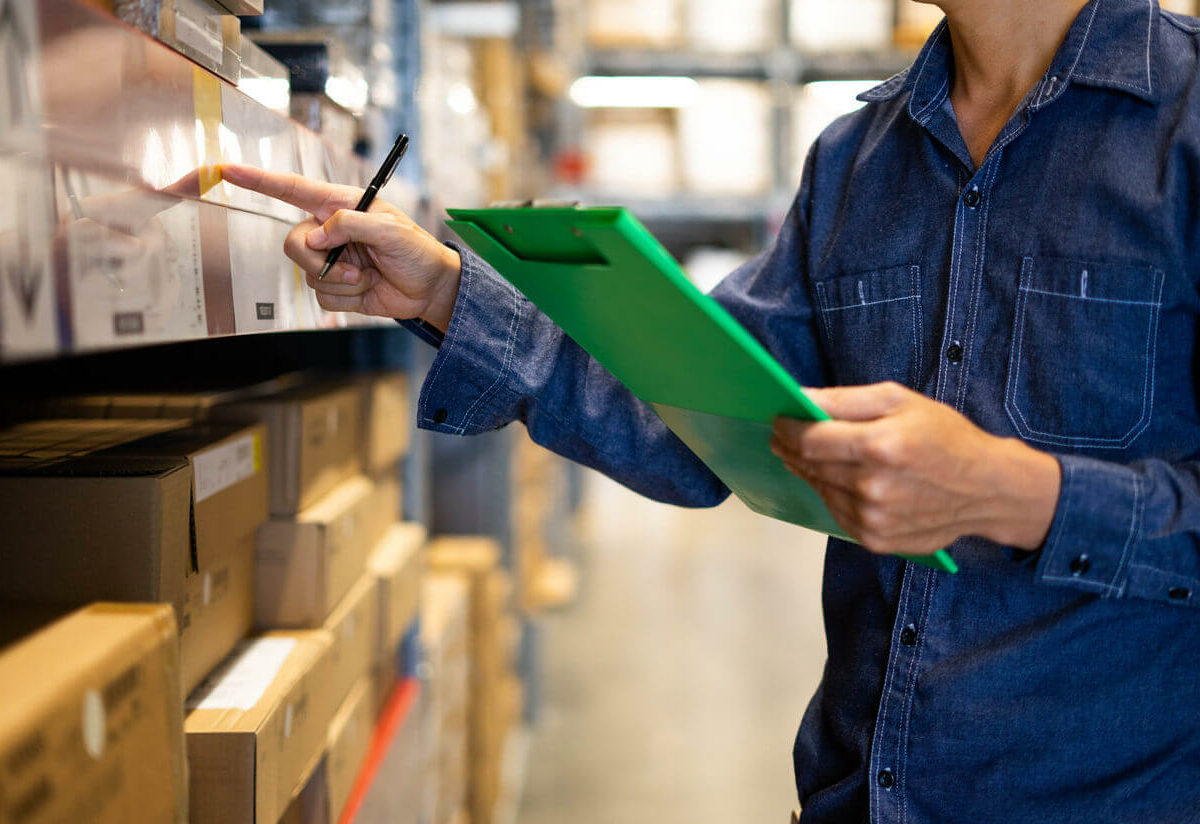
[900,624,917,646]
[1069,554,1091,576]
[945,343,964,363]
[962,188,981,208]
[433,408,448,424]
[877,769,895,789]
[1169,587,1191,601]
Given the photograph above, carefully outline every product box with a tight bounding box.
[422,575,471,824]
[115,0,242,84]
[326,678,374,823]
[0,603,187,824]
[369,523,428,668]
[186,630,333,824]
[214,380,363,515]
[279,757,331,824]
[256,475,381,629]
[369,469,402,554]
[360,372,411,475]
[237,34,291,116]
[324,575,378,713]
[0,420,267,693]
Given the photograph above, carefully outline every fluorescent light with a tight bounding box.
[569,76,701,109]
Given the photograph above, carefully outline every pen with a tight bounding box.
[318,132,410,281]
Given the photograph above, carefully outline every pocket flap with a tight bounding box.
[816,264,920,311]
[1020,256,1162,305]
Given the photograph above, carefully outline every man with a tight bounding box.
[223,0,1200,819]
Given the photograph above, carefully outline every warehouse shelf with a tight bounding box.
[0,0,418,364]
[584,47,914,83]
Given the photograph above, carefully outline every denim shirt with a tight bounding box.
[404,1,1200,820]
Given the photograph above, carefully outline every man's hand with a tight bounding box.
[220,164,462,331]
[770,382,1061,556]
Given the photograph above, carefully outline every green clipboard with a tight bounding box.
[447,205,957,574]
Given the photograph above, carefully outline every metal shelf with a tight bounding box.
[584,48,915,83]
[0,0,418,364]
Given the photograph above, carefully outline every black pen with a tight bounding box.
[318,132,410,281]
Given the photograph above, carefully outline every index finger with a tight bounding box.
[219,164,362,217]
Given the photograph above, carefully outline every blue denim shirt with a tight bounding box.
[405,2,1200,820]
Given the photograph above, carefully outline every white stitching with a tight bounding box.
[461,279,522,430]
[910,266,923,388]
[956,160,1000,411]
[1146,0,1154,97]
[819,294,917,313]
[1016,286,1162,307]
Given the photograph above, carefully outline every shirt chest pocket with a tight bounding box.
[1005,256,1164,449]
[814,264,923,388]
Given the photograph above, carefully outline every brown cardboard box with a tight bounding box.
[279,757,331,824]
[115,0,242,83]
[422,575,471,824]
[369,469,402,554]
[186,630,333,824]
[326,678,374,823]
[369,523,428,667]
[214,381,363,515]
[0,420,267,693]
[0,603,187,824]
[324,575,377,713]
[360,372,411,476]
[256,475,382,629]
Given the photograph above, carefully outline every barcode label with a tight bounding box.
[193,433,259,503]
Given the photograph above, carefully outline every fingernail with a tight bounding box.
[344,267,360,285]
[307,227,327,248]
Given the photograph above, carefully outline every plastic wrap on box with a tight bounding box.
[237,35,291,116]
[0,158,57,359]
[251,33,368,114]
[291,93,358,159]
[115,0,242,84]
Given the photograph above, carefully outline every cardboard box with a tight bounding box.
[326,678,374,823]
[186,630,333,824]
[279,757,331,824]
[369,469,402,555]
[214,381,363,515]
[0,603,187,824]
[256,475,381,629]
[360,372,411,476]
[422,575,471,824]
[369,523,428,667]
[324,575,378,713]
[0,420,266,693]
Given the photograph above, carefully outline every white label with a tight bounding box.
[283,702,294,739]
[187,637,297,711]
[81,690,106,759]
[193,434,258,503]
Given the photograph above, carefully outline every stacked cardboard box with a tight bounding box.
[0,603,188,824]
[186,630,333,824]
[0,419,267,693]
[427,537,523,824]
[512,430,578,612]
[421,575,472,824]
[369,522,428,712]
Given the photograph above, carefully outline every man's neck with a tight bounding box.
[933,0,1090,165]
[942,0,1089,103]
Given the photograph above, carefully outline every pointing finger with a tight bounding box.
[220,164,362,218]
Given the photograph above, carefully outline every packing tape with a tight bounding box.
[192,66,224,198]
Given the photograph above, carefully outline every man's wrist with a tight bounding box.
[985,438,1062,550]
[421,246,462,333]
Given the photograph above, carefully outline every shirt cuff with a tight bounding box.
[1034,454,1145,597]
[412,242,524,436]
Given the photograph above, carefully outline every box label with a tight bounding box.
[188,637,297,711]
[193,433,259,503]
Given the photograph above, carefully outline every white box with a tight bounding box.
[585,111,679,197]
[791,0,891,53]
[686,0,772,53]
[678,81,771,196]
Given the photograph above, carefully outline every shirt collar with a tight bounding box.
[857,0,1160,112]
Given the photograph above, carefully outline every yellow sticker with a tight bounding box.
[192,66,224,198]
[253,432,263,474]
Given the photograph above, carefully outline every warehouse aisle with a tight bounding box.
[517,473,828,824]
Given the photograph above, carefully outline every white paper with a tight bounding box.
[193,433,258,503]
[188,637,297,711]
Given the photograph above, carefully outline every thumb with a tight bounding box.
[803,382,910,422]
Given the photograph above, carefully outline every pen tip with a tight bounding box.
[317,262,332,281]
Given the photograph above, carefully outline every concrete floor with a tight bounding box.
[517,473,828,824]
